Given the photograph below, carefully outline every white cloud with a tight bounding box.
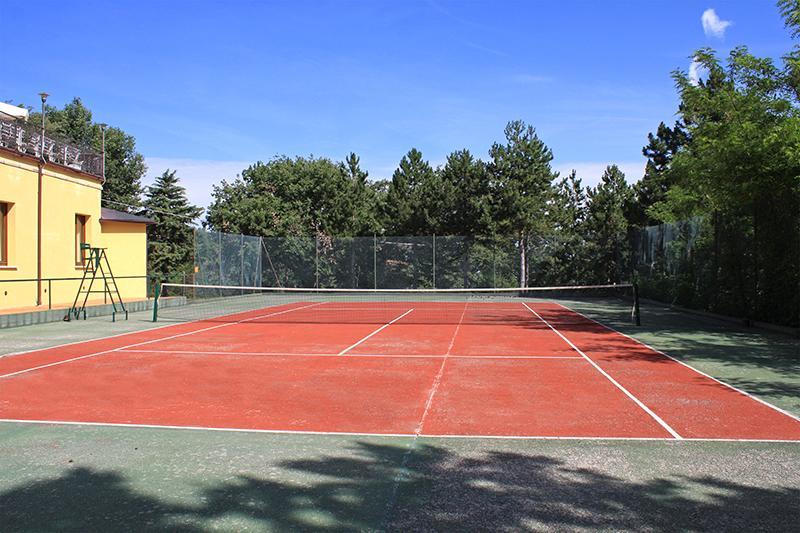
[701,8,731,38]
[553,161,646,188]
[144,157,250,211]
[688,59,706,86]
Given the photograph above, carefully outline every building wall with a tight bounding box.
[0,150,148,311]
[99,221,149,306]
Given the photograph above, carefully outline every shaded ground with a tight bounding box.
[566,299,800,416]
[1,423,798,532]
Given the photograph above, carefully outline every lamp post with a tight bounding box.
[36,92,49,306]
[38,93,48,159]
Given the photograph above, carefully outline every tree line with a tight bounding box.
[203,122,635,287]
[26,1,800,325]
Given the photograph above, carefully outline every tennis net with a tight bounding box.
[152,283,640,326]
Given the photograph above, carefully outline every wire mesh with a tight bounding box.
[192,229,631,291]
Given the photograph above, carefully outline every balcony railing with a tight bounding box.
[0,118,103,178]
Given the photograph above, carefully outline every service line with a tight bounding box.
[0,302,325,380]
[337,308,415,355]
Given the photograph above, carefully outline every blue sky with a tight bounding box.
[2,1,794,209]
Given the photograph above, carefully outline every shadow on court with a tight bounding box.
[545,299,800,415]
[2,439,799,532]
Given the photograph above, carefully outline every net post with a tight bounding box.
[152,281,160,322]
[632,282,641,326]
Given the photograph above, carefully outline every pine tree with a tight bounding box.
[548,170,589,283]
[53,98,94,145]
[382,148,438,235]
[438,149,492,236]
[585,165,633,283]
[489,120,558,286]
[341,152,380,235]
[143,170,203,282]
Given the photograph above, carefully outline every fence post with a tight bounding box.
[432,234,436,289]
[373,234,377,290]
[315,235,319,288]
[258,237,263,287]
[492,244,497,289]
[240,233,244,292]
[218,231,223,285]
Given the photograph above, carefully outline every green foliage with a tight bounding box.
[143,170,203,282]
[778,0,800,38]
[438,149,493,236]
[636,12,800,325]
[585,166,633,284]
[341,153,381,235]
[537,170,590,284]
[489,120,557,238]
[205,155,366,238]
[630,121,689,226]
[488,120,559,286]
[382,148,443,235]
[102,126,147,210]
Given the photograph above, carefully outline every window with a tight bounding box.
[75,214,87,266]
[0,202,7,266]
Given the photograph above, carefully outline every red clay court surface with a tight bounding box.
[1,300,799,442]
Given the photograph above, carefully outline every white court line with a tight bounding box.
[1,318,189,360]
[382,300,470,526]
[115,348,583,360]
[523,302,683,440]
[1,418,797,443]
[1,299,339,360]
[415,301,468,434]
[552,302,800,425]
[0,302,325,380]
[337,308,414,355]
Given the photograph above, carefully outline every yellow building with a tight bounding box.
[0,102,152,313]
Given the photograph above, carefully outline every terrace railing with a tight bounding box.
[0,118,104,178]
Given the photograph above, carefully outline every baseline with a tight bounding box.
[2,418,798,443]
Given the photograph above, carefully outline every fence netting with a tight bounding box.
[188,222,798,327]
[632,217,799,327]
[193,232,528,290]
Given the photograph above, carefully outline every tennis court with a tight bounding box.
[2,284,798,442]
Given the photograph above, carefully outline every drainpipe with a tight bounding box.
[36,92,49,306]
